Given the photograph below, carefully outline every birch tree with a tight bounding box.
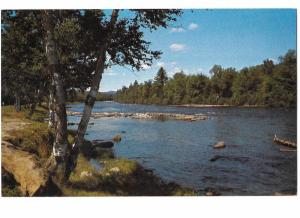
[68,9,182,172]
[42,10,69,182]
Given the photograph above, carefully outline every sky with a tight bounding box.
[100,9,296,92]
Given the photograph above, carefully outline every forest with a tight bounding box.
[115,50,296,107]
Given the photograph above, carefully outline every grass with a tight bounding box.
[8,122,53,159]
[2,106,76,160]
[66,154,197,196]
[2,106,53,160]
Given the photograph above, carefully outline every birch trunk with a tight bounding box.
[48,78,56,128]
[74,9,119,147]
[43,10,68,182]
[15,93,21,112]
[67,10,119,175]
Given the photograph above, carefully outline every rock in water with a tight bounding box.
[213,141,226,149]
[112,134,122,142]
[91,140,114,148]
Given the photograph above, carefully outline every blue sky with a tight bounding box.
[101,9,296,92]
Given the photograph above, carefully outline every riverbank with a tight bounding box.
[171,104,267,108]
[1,106,196,196]
[112,101,273,108]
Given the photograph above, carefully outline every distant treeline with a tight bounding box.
[68,91,114,102]
[114,50,296,107]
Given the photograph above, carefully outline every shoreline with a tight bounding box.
[170,104,268,108]
[67,101,276,108]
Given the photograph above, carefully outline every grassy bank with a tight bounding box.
[1,105,196,196]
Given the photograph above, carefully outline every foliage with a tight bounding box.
[1,11,48,107]
[115,50,296,107]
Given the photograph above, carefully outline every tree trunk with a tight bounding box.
[29,102,36,117]
[48,78,56,128]
[43,10,68,183]
[74,47,106,147]
[74,9,119,147]
[67,10,119,175]
[15,93,21,112]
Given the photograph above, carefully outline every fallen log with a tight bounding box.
[273,134,296,148]
[2,141,53,196]
[279,148,297,152]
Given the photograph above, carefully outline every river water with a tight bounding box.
[67,101,297,195]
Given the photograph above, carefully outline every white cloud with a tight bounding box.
[157,62,165,67]
[197,68,204,73]
[188,23,199,30]
[170,43,186,52]
[141,63,151,70]
[269,58,279,64]
[169,67,182,75]
[170,27,185,33]
[106,71,118,76]
[105,68,126,77]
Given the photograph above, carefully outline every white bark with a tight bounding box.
[15,93,21,112]
[43,10,68,159]
[48,89,56,128]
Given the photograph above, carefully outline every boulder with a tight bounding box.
[80,140,115,158]
[91,140,114,148]
[2,141,55,196]
[112,134,122,142]
[213,141,225,149]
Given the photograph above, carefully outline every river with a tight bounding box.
[67,101,297,195]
